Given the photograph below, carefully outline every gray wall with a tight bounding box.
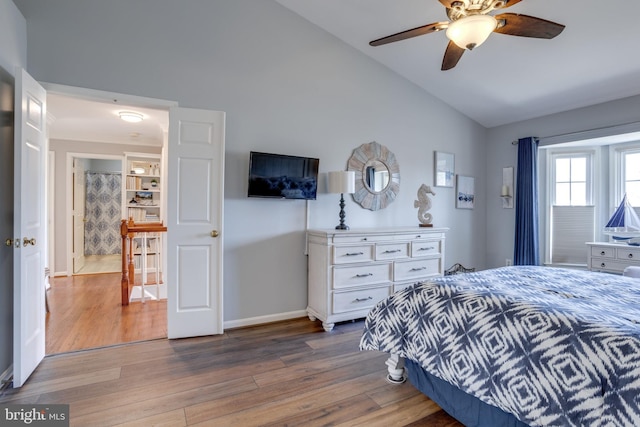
[485,95,640,269]
[88,158,122,174]
[0,0,26,381]
[14,0,488,323]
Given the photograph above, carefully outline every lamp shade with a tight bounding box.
[446,14,497,50]
[328,171,356,194]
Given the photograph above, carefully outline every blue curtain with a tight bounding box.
[514,137,540,265]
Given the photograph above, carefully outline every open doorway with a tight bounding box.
[12,77,224,385]
[70,155,123,275]
[46,89,170,355]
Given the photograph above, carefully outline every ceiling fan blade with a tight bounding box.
[441,41,465,71]
[369,21,448,46]
[494,13,565,39]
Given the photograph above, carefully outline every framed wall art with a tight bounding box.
[434,151,454,187]
[456,175,475,209]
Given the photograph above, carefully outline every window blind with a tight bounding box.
[551,205,595,264]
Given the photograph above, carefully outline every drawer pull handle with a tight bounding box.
[355,273,373,278]
[629,254,634,259]
[418,246,435,251]
[410,267,427,272]
[353,296,373,303]
[416,235,421,238]
[345,252,364,256]
[362,238,368,241]
[601,262,606,268]
[601,251,606,255]
[383,249,401,253]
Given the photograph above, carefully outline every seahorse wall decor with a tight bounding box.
[414,184,435,227]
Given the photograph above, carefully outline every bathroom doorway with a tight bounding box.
[70,155,123,275]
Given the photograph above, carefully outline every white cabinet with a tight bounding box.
[587,242,640,274]
[307,227,447,331]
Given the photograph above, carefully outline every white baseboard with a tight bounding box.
[53,270,68,277]
[224,310,308,330]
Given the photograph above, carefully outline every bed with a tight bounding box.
[359,266,640,426]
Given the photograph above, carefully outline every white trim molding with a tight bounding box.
[223,310,308,330]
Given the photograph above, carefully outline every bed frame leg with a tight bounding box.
[385,353,406,384]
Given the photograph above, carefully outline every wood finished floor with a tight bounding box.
[5,318,462,426]
[41,270,461,425]
[46,272,167,355]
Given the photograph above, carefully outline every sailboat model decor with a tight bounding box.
[604,194,640,245]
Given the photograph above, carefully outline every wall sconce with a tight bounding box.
[328,171,356,230]
[501,166,513,209]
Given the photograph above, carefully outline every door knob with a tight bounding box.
[5,238,15,247]
[210,230,219,238]
[23,237,36,246]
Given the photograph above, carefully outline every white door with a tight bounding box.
[72,157,86,273]
[167,107,225,338]
[13,68,47,387]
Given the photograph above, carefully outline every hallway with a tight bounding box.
[46,272,167,355]
[74,254,120,275]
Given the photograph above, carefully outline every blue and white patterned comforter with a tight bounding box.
[359,266,640,426]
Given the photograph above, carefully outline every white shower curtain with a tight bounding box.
[84,172,122,255]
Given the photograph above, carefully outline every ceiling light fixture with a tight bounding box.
[118,111,144,123]
[446,14,497,50]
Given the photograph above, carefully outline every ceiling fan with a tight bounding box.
[369,0,565,70]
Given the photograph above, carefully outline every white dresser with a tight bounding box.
[586,241,640,274]
[307,227,448,331]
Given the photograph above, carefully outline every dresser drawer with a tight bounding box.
[589,258,628,273]
[411,240,441,258]
[333,263,392,289]
[333,244,374,264]
[333,285,390,314]
[395,232,444,240]
[591,246,615,258]
[332,234,387,244]
[616,247,640,262]
[394,258,441,281]
[376,243,410,260]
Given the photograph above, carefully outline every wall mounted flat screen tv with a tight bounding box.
[248,151,319,200]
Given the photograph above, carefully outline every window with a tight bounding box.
[553,154,590,206]
[621,149,640,206]
[541,127,640,268]
[613,146,640,222]
[547,151,595,265]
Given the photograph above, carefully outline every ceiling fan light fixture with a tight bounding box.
[118,111,144,123]
[446,14,497,50]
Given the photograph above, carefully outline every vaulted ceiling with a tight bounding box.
[45,1,640,142]
[276,0,640,128]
